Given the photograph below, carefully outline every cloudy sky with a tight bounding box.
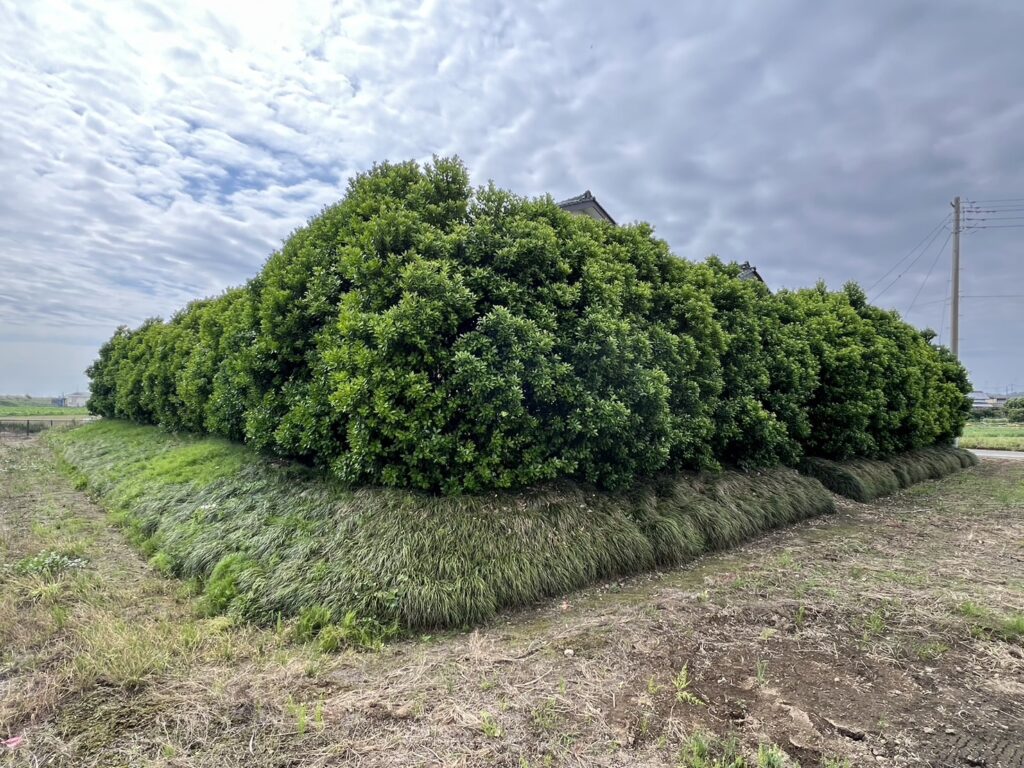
[2,0,1022,396]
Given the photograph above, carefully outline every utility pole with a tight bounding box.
[950,196,961,360]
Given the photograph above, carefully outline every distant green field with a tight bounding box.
[0,396,57,408]
[0,406,90,417]
[960,420,1024,452]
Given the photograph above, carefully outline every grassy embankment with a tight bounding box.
[960,419,1024,451]
[51,420,836,635]
[51,422,977,639]
[800,446,977,502]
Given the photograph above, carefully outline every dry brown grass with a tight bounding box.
[2,439,1022,767]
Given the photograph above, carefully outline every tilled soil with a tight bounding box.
[1,437,1022,767]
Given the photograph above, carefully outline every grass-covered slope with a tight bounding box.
[800,446,977,502]
[51,421,834,631]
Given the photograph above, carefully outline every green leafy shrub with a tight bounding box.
[84,157,971,493]
[1005,397,1024,423]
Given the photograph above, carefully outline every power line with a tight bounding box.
[964,224,1024,229]
[871,220,950,302]
[962,294,1024,299]
[962,207,1024,213]
[915,294,1024,307]
[865,214,951,294]
[907,231,951,314]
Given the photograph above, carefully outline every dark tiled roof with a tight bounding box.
[737,261,764,283]
[556,190,616,225]
[556,191,596,208]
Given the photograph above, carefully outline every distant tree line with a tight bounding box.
[87,158,972,493]
[1006,398,1024,423]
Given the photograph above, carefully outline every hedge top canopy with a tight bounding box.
[86,157,971,494]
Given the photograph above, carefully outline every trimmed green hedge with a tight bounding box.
[800,446,977,502]
[85,158,971,493]
[52,421,834,629]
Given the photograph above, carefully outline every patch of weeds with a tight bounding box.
[954,602,1024,644]
[148,551,175,576]
[51,604,70,630]
[755,659,768,686]
[74,617,180,689]
[794,604,807,629]
[774,551,798,570]
[678,730,744,767]
[673,664,704,706]
[27,579,65,605]
[13,549,88,577]
[993,613,1024,643]
[756,744,786,768]
[296,605,333,641]
[636,711,654,739]
[284,696,307,737]
[647,675,663,695]
[823,758,853,768]
[530,698,559,732]
[316,611,399,652]
[793,576,821,599]
[955,600,986,619]
[914,641,949,661]
[861,604,895,641]
[480,711,503,738]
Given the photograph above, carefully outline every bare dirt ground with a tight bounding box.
[1,437,1022,767]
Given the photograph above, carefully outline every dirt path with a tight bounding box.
[969,449,1024,461]
[2,438,1023,767]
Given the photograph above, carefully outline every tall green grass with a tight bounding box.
[800,446,976,502]
[50,421,835,630]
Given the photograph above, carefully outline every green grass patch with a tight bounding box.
[0,405,90,417]
[800,446,972,502]
[960,420,1024,451]
[49,421,835,631]
[955,601,1024,644]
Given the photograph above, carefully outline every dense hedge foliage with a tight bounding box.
[86,157,971,493]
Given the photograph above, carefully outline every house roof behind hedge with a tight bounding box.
[556,190,617,225]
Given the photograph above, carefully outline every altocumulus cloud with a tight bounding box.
[1,0,1022,394]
